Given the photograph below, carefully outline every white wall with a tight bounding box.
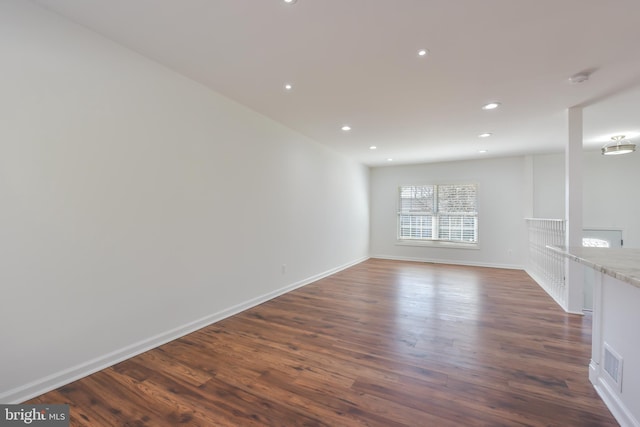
[532,153,565,219]
[583,150,640,248]
[532,151,640,248]
[370,156,527,269]
[0,1,369,402]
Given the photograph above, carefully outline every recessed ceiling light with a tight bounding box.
[369,146,377,150]
[387,158,393,162]
[479,149,488,153]
[482,102,501,110]
[283,0,297,4]
[417,49,429,57]
[284,83,293,91]
[341,125,352,131]
[478,133,492,138]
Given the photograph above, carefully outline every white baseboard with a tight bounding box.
[593,375,640,427]
[0,256,369,404]
[589,359,599,385]
[371,254,523,271]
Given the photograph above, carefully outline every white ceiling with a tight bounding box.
[33,0,640,166]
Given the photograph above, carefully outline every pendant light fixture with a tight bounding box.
[601,135,636,156]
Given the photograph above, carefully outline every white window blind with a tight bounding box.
[398,184,478,244]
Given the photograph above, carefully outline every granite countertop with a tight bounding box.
[547,246,640,289]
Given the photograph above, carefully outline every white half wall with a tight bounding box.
[590,271,640,427]
[0,1,369,403]
[370,156,527,269]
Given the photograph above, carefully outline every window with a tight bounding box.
[398,184,478,244]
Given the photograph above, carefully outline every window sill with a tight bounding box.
[396,240,480,250]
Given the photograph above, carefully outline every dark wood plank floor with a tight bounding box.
[29,259,618,426]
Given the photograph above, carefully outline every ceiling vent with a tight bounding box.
[569,72,589,84]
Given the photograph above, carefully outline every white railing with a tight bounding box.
[525,218,567,310]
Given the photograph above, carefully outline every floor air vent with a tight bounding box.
[603,343,623,392]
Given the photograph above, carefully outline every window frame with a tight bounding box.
[396,183,479,248]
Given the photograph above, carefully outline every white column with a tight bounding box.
[565,106,584,314]
[523,156,534,271]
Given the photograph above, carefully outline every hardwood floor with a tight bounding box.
[29,259,618,426]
